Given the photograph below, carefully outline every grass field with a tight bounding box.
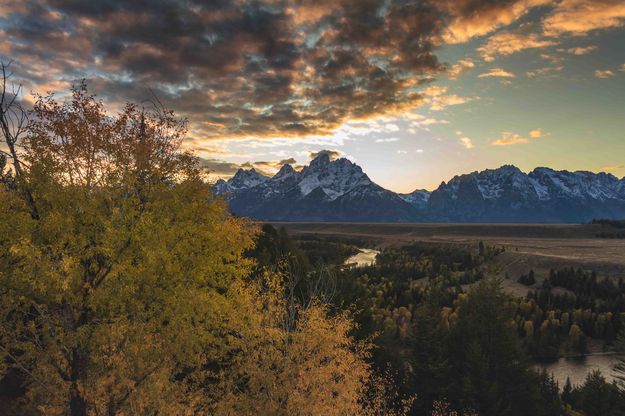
[271,222,625,297]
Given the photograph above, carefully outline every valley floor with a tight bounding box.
[272,222,625,297]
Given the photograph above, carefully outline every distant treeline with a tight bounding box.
[591,219,625,228]
[516,267,625,359]
[592,218,625,238]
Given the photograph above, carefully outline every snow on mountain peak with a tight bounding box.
[273,164,296,180]
[298,157,372,200]
[214,156,377,202]
[528,167,624,201]
[399,189,431,209]
[218,168,269,194]
[214,160,625,223]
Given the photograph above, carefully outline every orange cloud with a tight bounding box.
[543,0,625,36]
[460,137,474,149]
[603,164,625,172]
[428,94,474,111]
[594,69,616,78]
[566,45,597,55]
[530,129,544,138]
[479,31,556,61]
[492,129,548,146]
[526,65,564,78]
[493,132,529,146]
[478,68,516,78]
[441,0,552,44]
[448,58,475,79]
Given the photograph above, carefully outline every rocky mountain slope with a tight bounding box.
[215,153,417,221]
[214,157,625,223]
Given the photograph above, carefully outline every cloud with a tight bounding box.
[566,45,597,55]
[459,137,474,149]
[478,68,516,78]
[602,164,625,172]
[526,65,564,78]
[440,0,552,44]
[492,132,529,146]
[375,138,401,143]
[540,53,565,64]
[543,0,625,37]
[478,31,556,61]
[419,86,476,111]
[492,129,548,145]
[407,116,450,132]
[422,85,449,97]
[199,158,246,176]
[251,158,298,175]
[594,69,616,78]
[420,118,450,126]
[1,0,461,142]
[309,149,342,161]
[200,155,300,177]
[529,129,545,138]
[1,0,571,144]
[428,94,475,111]
[396,150,408,154]
[448,58,475,79]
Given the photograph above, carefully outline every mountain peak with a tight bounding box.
[215,161,625,223]
[228,168,268,189]
[309,152,331,168]
[274,163,296,180]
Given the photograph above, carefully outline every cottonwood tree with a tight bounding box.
[0,61,38,218]
[0,73,398,415]
[0,80,256,415]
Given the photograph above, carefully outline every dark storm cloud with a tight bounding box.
[254,158,297,168]
[198,157,242,175]
[0,0,544,139]
[199,156,298,176]
[309,149,342,161]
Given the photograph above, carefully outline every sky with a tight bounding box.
[1,0,624,192]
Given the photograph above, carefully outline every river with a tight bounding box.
[344,248,380,268]
[343,248,623,388]
[535,354,623,387]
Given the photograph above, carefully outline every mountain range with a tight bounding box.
[214,154,625,223]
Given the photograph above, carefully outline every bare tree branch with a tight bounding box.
[0,60,39,219]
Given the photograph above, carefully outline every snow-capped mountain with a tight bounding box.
[215,168,268,195]
[215,153,418,221]
[214,160,625,223]
[427,166,625,222]
[399,189,431,210]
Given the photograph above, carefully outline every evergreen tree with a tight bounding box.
[561,377,573,405]
[614,328,625,390]
[446,279,544,416]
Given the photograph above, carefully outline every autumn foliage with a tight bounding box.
[0,83,388,415]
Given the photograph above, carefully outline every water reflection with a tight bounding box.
[344,248,380,268]
[536,354,623,387]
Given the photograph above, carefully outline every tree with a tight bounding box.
[446,278,544,416]
[0,80,402,415]
[409,283,452,414]
[0,61,38,218]
[571,370,625,416]
[562,377,573,405]
[213,274,394,416]
[0,83,258,414]
[614,328,625,390]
